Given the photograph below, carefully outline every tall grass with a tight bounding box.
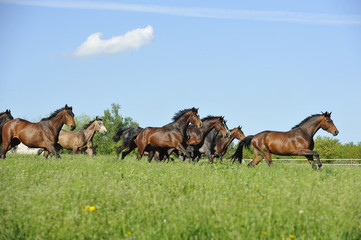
[1,154,360,239]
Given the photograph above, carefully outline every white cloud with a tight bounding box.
[73,25,154,57]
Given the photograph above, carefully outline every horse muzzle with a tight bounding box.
[333,130,339,136]
[70,125,76,131]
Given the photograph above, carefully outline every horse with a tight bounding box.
[134,107,202,162]
[0,105,76,159]
[0,109,14,145]
[113,126,143,159]
[196,126,245,163]
[39,117,107,157]
[231,112,339,169]
[182,116,230,163]
[214,126,246,162]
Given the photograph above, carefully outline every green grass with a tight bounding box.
[1,154,360,240]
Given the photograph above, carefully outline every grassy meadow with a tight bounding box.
[0,154,360,240]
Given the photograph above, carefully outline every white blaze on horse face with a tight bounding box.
[98,122,108,134]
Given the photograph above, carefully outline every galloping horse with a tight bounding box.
[196,126,245,163]
[0,110,14,145]
[134,107,202,161]
[39,117,107,157]
[214,126,246,162]
[231,112,339,169]
[183,116,230,163]
[113,126,143,159]
[0,105,76,159]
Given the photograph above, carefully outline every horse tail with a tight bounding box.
[113,127,129,142]
[0,122,5,145]
[231,135,254,164]
[122,127,143,149]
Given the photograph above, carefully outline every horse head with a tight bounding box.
[0,109,13,123]
[233,126,246,140]
[214,117,230,138]
[94,116,107,134]
[63,104,76,131]
[189,108,202,128]
[320,111,339,136]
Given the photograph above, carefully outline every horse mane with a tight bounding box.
[291,113,322,129]
[41,107,65,121]
[82,119,96,129]
[201,115,221,121]
[172,107,198,121]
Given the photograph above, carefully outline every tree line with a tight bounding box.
[70,103,361,159]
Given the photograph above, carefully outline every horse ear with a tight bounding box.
[65,104,69,109]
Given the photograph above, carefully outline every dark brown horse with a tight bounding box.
[214,126,246,162]
[231,112,339,169]
[39,117,107,157]
[113,126,143,159]
[196,126,245,163]
[0,109,14,145]
[183,116,230,163]
[134,107,202,161]
[0,105,76,159]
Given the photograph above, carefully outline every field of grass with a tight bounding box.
[1,154,360,240]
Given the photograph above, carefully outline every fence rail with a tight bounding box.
[239,159,361,166]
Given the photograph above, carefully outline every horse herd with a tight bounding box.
[0,105,339,169]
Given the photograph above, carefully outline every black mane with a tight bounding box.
[201,115,221,121]
[172,107,198,121]
[292,114,322,129]
[41,107,65,121]
[82,119,96,130]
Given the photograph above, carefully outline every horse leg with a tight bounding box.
[176,144,191,159]
[116,144,126,159]
[306,155,317,170]
[248,148,263,168]
[262,150,273,166]
[147,151,155,162]
[299,149,321,170]
[46,144,61,159]
[85,147,94,157]
[37,148,44,156]
[0,138,20,159]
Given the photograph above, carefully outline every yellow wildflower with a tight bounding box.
[289,234,296,239]
[82,205,97,212]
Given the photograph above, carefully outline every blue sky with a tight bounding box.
[1,0,360,144]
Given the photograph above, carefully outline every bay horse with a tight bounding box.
[196,126,245,163]
[39,117,107,157]
[113,126,143,159]
[182,116,230,163]
[0,105,76,159]
[0,109,14,145]
[134,107,202,162]
[231,112,339,169]
[214,126,246,162]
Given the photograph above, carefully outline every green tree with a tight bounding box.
[314,136,342,159]
[93,103,138,155]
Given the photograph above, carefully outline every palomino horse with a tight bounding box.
[182,116,230,163]
[0,109,14,145]
[231,112,339,169]
[113,126,143,159]
[0,105,76,159]
[40,117,107,157]
[134,107,202,162]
